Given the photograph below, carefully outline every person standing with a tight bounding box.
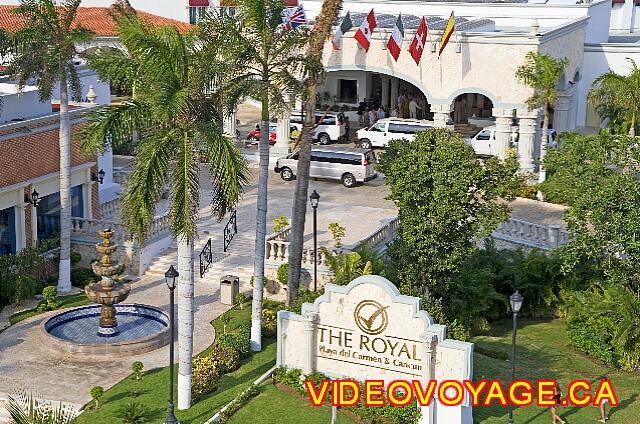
[377,106,386,121]
[402,94,410,120]
[551,383,566,424]
[368,108,377,126]
[409,97,422,119]
[397,92,405,117]
[357,101,366,126]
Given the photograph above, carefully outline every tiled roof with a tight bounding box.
[0,6,190,36]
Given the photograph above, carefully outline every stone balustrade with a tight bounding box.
[147,213,172,241]
[492,219,568,251]
[99,198,120,219]
[112,169,132,185]
[353,217,400,253]
[71,217,127,241]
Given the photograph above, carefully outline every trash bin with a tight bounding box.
[220,275,240,305]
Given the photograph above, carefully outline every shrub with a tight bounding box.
[236,292,246,309]
[37,285,63,312]
[191,356,220,398]
[221,314,232,334]
[70,251,82,266]
[262,309,277,337]
[273,366,303,392]
[287,290,323,315]
[71,268,99,287]
[328,222,346,248]
[90,386,104,410]
[272,216,289,234]
[131,361,144,381]
[518,181,538,200]
[209,344,240,373]
[115,402,147,424]
[277,263,288,285]
[217,321,251,358]
[12,275,42,305]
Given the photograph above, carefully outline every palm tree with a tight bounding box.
[198,0,308,351]
[588,58,640,137]
[286,0,344,304]
[9,0,94,293]
[515,52,568,186]
[6,390,76,424]
[82,16,248,410]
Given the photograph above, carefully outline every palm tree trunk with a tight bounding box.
[537,105,550,191]
[177,236,195,410]
[250,87,270,352]
[287,84,316,305]
[57,75,72,294]
[286,0,344,303]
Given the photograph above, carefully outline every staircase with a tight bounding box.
[454,122,482,137]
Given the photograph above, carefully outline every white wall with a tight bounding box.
[321,71,369,104]
[610,0,640,32]
[0,85,50,122]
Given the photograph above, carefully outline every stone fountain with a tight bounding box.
[85,229,131,337]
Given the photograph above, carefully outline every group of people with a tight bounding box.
[550,382,611,423]
[396,91,425,120]
[357,91,428,127]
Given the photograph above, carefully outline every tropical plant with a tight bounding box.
[588,58,640,137]
[277,263,288,285]
[37,285,62,312]
[328,222,346,248]
[82,12,248,410]
[515,52,568,186]
[131,361,144,381]
[6,390,75,424]
[236,292,246,309]
[272,216,290,234]
[221,314,232,334]
[90,386,104,410]
[208,344,240,373]
[8,0,94,294]
[198,0,309,352]
[322,248,372,286]
[191,356,220,398]
[115,402,147,424]
[378,129,520,295]
[287,0,344,306]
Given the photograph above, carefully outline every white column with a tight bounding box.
[553,87,574,133]
[223,109,238,140]
[516,108,540,172]
[432,103,452,128]
[418,333,438,424]
[381,75,390,109]
[492,107,514,160]
[390,77,399,110]
[302,311,318,375]
[14,191,26,251]
[273,104,291,157]
[83,182,93,219]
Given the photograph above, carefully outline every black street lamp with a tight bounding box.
[165,265,179,424]
[24,189,40,207]
[91,169,106,184]
[508,290,524,424]
[309,190,320,291]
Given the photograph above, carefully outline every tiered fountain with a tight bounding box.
[41,229,170,358]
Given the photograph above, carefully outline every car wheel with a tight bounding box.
[318,133,331,145]
[280,167,294,181]
[360,139,372,149]
[342,173,356,188]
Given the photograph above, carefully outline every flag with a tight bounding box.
[438,12,455,57]
[409,17,428,65]
[386,14,404,61]
[354,9,377,52]
[283,5,306,30]
[332,12,353,50]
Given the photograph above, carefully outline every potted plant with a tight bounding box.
[328,222,346,249]
[272,216,290,239]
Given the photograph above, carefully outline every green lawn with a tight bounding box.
[472,318,640,423]
[9,292,90,325]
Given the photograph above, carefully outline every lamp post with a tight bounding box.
[309,190,320,291]
[165,265,179,424]
[508,290,524,424]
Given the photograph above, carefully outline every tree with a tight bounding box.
[546,133,640,290]
[198,0,308,351]
[378,129,521,295]
[82,16,248,410]
[322,248,372,285]
[90,386,104,410]
[9,0,94,294]
[588,58,640,137]
[7,390,76,424]
[515,52,568,186]
[286,0,344,305]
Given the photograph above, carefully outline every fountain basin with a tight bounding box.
[40,304,170,359]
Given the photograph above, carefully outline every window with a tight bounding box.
[370,123,386,132]
[475,130,491,141]
[315,115,336,125]
[189,6,208,24]
[36,186,84,241]
[0,206,16,255]
[311,151,362,165]
[338,79,358,104]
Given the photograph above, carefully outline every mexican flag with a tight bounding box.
[332,12,353,50]
[386,14,404,61]
[354,9,377,52]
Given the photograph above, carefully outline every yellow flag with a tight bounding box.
[438,12,455,57]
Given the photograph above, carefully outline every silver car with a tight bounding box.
[274,146,377,188]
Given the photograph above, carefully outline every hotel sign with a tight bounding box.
[277,275,474,423]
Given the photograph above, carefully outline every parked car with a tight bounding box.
[290,111,348,145]
[466,126,556,156]
[245,123,277,146]
[274,146,377,188]
[356,118,434,148]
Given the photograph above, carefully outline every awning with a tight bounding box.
[189,0,209,6]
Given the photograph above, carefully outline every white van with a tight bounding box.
[290,112,348,144]
[467,126,556,157]
[274,146,377,188]
[356,118,434,148]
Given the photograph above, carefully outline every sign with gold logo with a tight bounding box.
[276,275,475,424]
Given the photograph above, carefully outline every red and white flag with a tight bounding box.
[386,14,404,61]
[409,17,428,65]
[354,9,377,52]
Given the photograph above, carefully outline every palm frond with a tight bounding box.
[169,130,201,242]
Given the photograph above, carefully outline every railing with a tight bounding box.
[199,238,213,278]
[223,209,237,252]
[99,198,120,219]
[353,217,400,253]
[112,169,132,185]
[492,218,568,251]
[71,217,126,240]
